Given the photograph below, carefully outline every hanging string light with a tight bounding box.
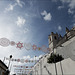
[0,37,51,53]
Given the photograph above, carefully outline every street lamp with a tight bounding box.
[3,57,5,62]
[8,55,12,69]
[35,56,36,75]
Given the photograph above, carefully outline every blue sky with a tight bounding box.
[0,0,75,74]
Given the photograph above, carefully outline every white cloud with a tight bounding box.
[44,13,52,21]
[23,28,29,34]
[41,10,47,16]
[68,9,74,14]
[16,0,25,7]
[5,3,17,12]
[52,0,58,2]
[16,17,26,27]
[60,0,71,3]
[41,10,52,21]
[5,0,25,12]
[68,0,75,14]
[73,23,75,26]
[58,26,62,31]
[60,0,75,14]
[73,15,75,18]
[58,6,64,10]
[68,0,75,9]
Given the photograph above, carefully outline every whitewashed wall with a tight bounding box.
[31,36,75,75]
[32,58,75,75]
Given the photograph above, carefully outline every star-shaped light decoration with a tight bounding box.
[25,59,28,63]
[38,47,41,50]
[16,42,23,49]
[10,41,15,46]
[47,48,51,51]
[31,66,33,68]
[24,43,32,50]
[26,66,28,68]
[41,45,48,53]
[17,59,20,62]
[20,59,24,63]
[0,38,10,47]
[31,60,34,62]
[32,44,37,50]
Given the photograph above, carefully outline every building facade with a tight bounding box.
[0,60,8,75]
[48,26,75,51]
[29,26,75,75]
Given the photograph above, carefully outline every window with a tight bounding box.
[50,38,51,41]
[54,36,57,40]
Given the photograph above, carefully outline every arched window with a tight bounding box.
[50,38,51,41]
[54,36,57,40]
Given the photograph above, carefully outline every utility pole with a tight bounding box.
[35,56,36,75]
[3,57,5,62]
[8,55,12,69]
[8,55,12,75]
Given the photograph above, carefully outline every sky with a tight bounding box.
[0,0,75,74]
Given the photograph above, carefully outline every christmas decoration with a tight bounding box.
[20,59,24,63]
[38,47,41,50]
[41,45,47,53]
[0,37,51,53]
[10,41,15,46]
[24,43,32,50]
[13,65,33,68]
[32,44,37,50]
[17,59,20,62]
[5,57,36,63]
[0,38,10,47]
[16,42,23,49]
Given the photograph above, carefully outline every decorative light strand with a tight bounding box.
[6,57,36,63]
[0,38,51,53]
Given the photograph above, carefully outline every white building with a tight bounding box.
[29,26,75,75]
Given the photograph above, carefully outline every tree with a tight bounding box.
[47,53,64,63]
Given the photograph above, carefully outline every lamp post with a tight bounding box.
[35,56,36,75]
[3,57,5,62]
[8,55,12,69]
